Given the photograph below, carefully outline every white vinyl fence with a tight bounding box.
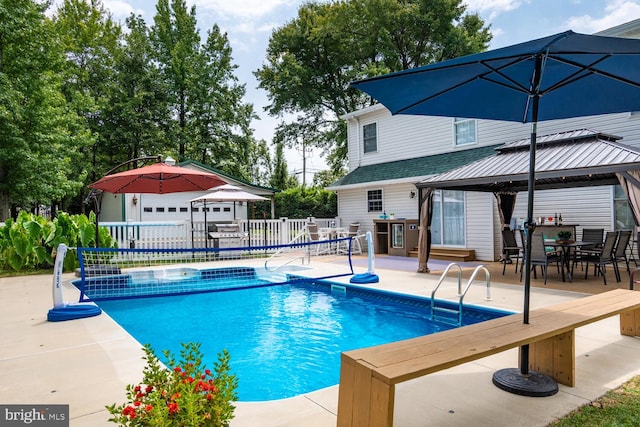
[100,218,340,249]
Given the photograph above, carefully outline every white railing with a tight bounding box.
[100,218,340,249]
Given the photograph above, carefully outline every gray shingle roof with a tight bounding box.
[418,129,640,192]
[330,144,501,188]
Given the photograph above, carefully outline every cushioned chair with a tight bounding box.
[501,229,523,275]
[581,231,619,285]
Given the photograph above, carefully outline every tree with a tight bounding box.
[150,0,200,161]
[53,0,122,213]
[270,141,291,190]
[150,0,260,182]
[103,14,170,165]
[255,0,492,172]
[0,0,89,219]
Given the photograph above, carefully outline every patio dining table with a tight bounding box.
[545,240,598,282]
[319,227,349,254]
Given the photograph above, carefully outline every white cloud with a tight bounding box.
[563,0,640,33]
[463,0,524,19]
[194,0,299,19]
[103,0,143,19]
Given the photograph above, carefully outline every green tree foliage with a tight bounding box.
[149,0,262,182]
[255,0,492,172]
[274,187,337,219]
[0,0,89,217]
[53,0,122,185]
[270,142,291,190]
[102,14,170,167]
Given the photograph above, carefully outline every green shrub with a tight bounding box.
[0,211,117,272]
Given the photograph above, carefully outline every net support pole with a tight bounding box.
[47,243,102,322]
[350,232,379,284]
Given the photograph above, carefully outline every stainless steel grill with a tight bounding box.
[208,223,245,253]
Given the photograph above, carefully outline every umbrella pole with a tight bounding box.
[493,55,558,397]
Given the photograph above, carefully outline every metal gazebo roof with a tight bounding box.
[417,129,640,192]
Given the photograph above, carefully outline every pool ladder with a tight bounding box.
[430,263,492,326]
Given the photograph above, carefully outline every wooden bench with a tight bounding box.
[337,289,640,427]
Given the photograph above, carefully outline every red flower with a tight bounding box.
[134,400,141,407]
[145,405,153,412]
[145,385,153,393]
[122,405,137,419]
[167,402,179,414]
[205,369,211,376]
[133,385,141,392]
[206,393,213,400]
[171,392,181,400]
[174,367,182,373]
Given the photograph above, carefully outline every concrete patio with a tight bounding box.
[1,257,639,426]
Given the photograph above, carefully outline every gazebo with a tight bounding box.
[415,129,640,272]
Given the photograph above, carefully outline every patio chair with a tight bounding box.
[613,230,632,278]
[501,229,523,275]
[306,223,330,255]
[337,226,362,254]
[528,233,561,284]
[581,231,619,285]
[572,228,604,271]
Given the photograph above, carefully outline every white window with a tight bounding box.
[363,123,377,153]
[431,190,465,246]
[454,118,477,146]
[367,189,383,212]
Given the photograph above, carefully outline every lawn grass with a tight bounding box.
[548,375,640,426]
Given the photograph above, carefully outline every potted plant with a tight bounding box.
[557,230,573,243]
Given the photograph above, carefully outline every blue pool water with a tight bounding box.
[96,278,510,401]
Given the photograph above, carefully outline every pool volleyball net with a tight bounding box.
[73,238,358,301]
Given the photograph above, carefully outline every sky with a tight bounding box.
[72,0,640,180]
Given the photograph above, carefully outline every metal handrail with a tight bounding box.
[264,229,309,271]
[431,263,492,326]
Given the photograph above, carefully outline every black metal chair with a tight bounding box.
[581,231,619,285]
[613,230,632,279]
[501,229,523,275]
[573,228,604,272]
[529,233,561,284]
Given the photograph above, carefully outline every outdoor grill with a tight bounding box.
[208,223,245,253]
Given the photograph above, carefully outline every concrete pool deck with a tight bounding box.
[1,261,640,426]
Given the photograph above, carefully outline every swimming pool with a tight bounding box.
[95,272,511,401]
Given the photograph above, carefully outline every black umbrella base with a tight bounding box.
[492,368,559,397]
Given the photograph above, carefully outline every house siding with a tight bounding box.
[337,183,420,238]
[465,192,496,261]
[338,21,640,261]
[340,106,639,261]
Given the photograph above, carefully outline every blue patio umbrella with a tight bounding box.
[351,30,640,396]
